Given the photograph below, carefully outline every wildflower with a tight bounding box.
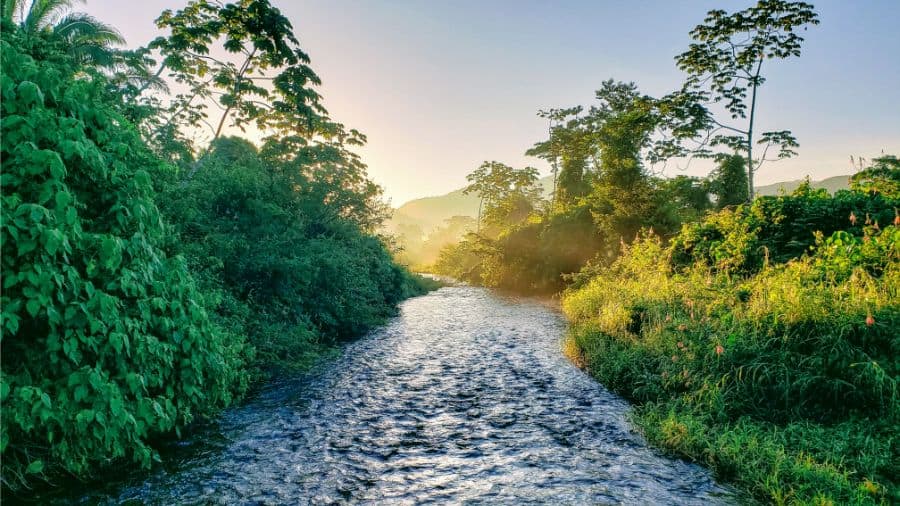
[677,324,688,331]
[661,371,669,379]
[894,210,900,227]
[873,221,880,231]
[865,213,872,225]
[665,314,672,322]
[866,313,875,326]
[849,211,857,225]
[682,369,690,379]
[672,355,678,362]
[715,344,725,356]
[677,341,684,349]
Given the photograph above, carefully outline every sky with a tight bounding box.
[84,0,900,206]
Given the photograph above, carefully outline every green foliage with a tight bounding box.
[850,155,900,199]
[563,191,900,504]
[462,161,541,233]
[0,6,429,492]
[157,137,428,366]
[395,215,475,269]
[439,208,602,293]
[708,154,749,208]
[3,0,126,67]
[436,81,707,291]
[0,26,247,489]
[670,183,898,274]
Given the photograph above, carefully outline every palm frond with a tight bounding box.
[1,0,25,22]
[54,12,124,45]
[22,0,77,32]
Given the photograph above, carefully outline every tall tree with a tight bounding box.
[134,0,326,176]
[528,107,592,212]
[849,155,900,199]
[463,161,540,233]
[675,0,819,200]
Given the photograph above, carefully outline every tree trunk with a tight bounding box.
[476,197,483,233]
[746,57,764,202]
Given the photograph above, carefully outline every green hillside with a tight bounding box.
[756,174,851,196]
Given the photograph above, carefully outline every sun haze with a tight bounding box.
[83,0,900,205]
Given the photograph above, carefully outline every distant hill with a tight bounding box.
[755,174,851,196]
[387,176,554,235]
[388,174,851,236]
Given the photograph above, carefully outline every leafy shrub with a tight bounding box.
[670,183,897,273]
[156,137,427,368]
[0,29,247,488]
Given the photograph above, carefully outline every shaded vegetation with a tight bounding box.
[1,0,430,492]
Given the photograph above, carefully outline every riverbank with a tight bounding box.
[561,230,898,505]
[27,286,734,504]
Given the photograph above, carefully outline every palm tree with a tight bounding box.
[2,0,125,67]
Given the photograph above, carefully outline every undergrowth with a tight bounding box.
[563,193,899,505]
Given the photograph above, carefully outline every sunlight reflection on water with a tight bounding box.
[53,286,736,505]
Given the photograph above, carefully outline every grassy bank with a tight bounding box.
[562,204,899,504]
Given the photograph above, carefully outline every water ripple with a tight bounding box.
[62,286,735,505]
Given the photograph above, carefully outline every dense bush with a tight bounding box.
[1,10,431,491]
[563,190,900,504]
[0,29,247,488]
[158,137,428,367]
[670,181,898,273]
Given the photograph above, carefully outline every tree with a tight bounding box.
[850,155,900,199]
[133,0,326,176]
[708,153,749,207]
[528,107,592,211]
[675,0,819,200]
[2,0,125,67]
[462,161,540,233]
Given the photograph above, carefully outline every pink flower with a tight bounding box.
[866,314,875,327]
[715,344,725,356]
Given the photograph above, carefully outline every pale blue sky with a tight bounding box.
[85,1,900,205]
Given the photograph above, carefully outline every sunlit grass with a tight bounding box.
[562,227,899,504]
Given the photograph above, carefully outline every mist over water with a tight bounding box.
[57,287,734,505]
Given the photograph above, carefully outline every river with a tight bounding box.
[55,286,734,505]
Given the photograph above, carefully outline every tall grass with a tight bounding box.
[563,225,899,504]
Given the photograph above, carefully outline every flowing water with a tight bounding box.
[55,286,735,505]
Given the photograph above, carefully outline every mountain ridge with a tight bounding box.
[388,174,852,236]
